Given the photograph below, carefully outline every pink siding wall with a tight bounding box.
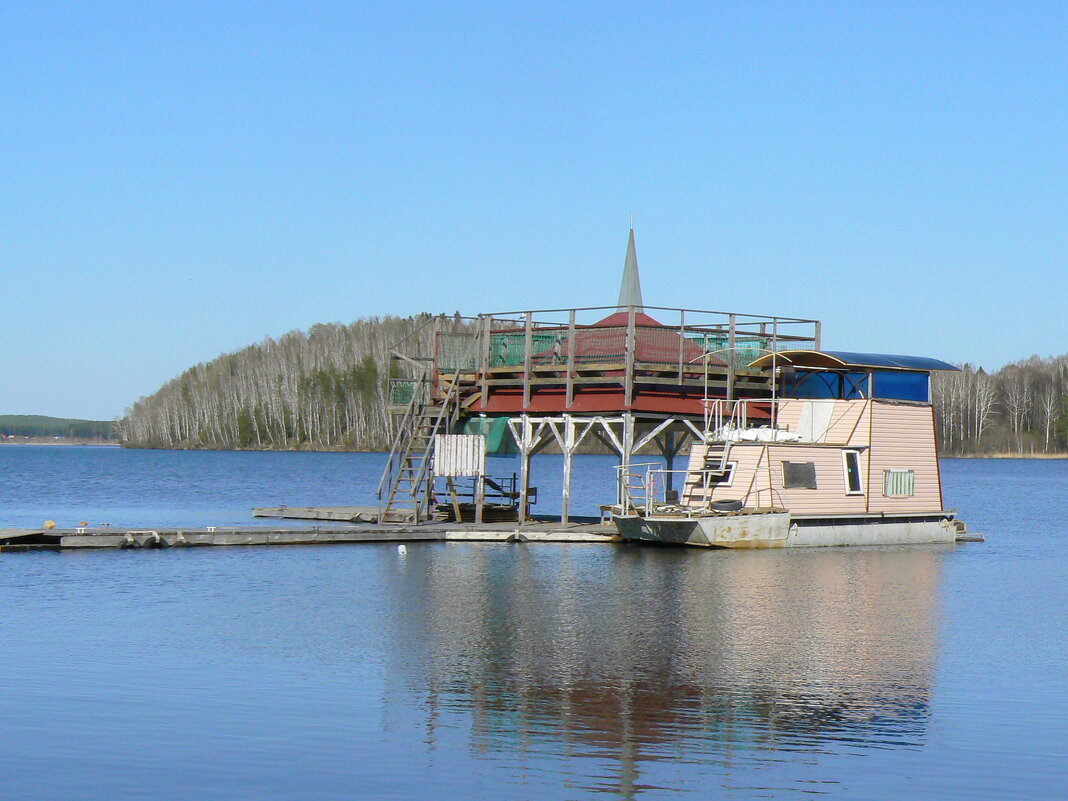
[866,402,943,513]
[683,399,944,515]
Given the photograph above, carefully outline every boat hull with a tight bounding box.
[613,512,956,548]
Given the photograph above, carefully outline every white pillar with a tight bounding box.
[518,415,531,524]
[561,415,575,524]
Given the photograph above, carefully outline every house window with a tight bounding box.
[842,450,863,495]
[709,463,734,489]
[701,461,736,487]
[782,461,818,489]
[883,469,915,497]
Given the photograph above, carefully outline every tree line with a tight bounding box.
[0,415,115,440]
[118,314,470,451]
[932,355,1068,455]
[118,314,1068,456]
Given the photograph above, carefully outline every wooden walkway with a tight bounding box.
[0,517,619,552]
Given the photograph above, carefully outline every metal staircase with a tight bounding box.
[377,374,464,524]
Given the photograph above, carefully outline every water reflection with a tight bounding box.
[385,544,946,796]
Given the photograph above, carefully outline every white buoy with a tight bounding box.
[398,544,407,556]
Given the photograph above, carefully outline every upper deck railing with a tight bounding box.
[389,305,822,410]
[437,305,821,373]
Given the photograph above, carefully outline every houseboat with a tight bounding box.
[612,350,966,547]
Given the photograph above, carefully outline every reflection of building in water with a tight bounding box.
[385,544,946,797]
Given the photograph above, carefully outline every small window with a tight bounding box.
[702,461,736,487]
[883,469,915,497]
[782,461,818,489]
[842,450,863,495]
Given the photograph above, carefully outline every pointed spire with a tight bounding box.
[616,225,644,310]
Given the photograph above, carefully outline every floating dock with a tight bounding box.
[0,514,619,552]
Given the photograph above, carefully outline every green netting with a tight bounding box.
[390,379,422,405]
[438,333,480,371]
[488,332,559,366]
[687,334,771,368]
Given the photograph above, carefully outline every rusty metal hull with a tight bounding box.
[613,512,956,548]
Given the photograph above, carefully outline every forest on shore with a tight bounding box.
[0,415,115,442]
[116,314,1068,457]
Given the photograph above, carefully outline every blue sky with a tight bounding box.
[2,1,1065,420]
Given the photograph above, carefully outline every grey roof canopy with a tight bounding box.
[747,350,959,372]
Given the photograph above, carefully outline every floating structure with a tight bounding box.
[379,228,974,548]
[613,350,968,547]
[378,227,821,526]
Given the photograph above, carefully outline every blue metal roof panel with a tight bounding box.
[821,351,958,371]
[747,350,958,371]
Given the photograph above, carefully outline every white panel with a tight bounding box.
[796,400,836,443]
[434,434,486,477]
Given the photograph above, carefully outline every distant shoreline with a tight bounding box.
[943,453,1068,460]
[0,440,119,447]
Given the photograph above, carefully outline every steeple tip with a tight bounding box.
[616,226,643,310]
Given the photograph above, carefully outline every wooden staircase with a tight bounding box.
[377,378,461,524]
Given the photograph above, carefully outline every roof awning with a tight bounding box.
[747,350,959,372]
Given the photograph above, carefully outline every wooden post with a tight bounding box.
[727,313,736,402]
[814,320,822,350]
[523,311,533,410]
[624,306,636,408]
[658,429,679,495]
[446,477,463,523]
[565,309,576,409]
[480,315,492,410]
[474,473,485,524]
[677,309,685,384]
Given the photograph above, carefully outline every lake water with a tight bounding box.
[1,447,1066,799]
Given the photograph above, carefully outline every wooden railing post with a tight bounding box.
[677,309,685,384]
[522,311,533,410]
[480,315,491,409]
[566,309,576,409]
[624,306,636,408]
[727,313,736,402]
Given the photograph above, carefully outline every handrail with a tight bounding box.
[481,304,820,326]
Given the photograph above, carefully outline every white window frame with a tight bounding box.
[842,449,864,496]
[705,462,737,488]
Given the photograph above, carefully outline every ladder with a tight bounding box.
[377,373,462,523]
[682,441,733,507]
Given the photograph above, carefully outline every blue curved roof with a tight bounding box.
[747,350,958,371]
